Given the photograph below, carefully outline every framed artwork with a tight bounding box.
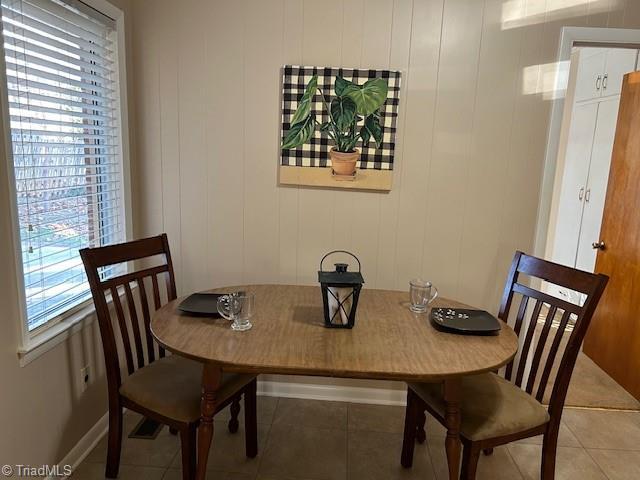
[279,65,402,191]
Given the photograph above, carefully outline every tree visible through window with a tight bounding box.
[1,0,125,331]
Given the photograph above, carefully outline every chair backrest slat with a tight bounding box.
[498,251,608,420]
[124,282,145,370]
[151,273,167,358]
[514,299,543,388]
[526,305,557,395]
[512,282,581,315]
[102,264,169,291]
[535,309,572,402]
[110,285,135,375]
[504,295,529,381]
[137,277,156,363]
[80,233,177,389]
[151,273,162,310]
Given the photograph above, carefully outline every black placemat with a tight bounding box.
[178,293,225,317]
[430,308,501,335]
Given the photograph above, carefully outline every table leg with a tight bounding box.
[444,378,462,480]
[196,364,222,480]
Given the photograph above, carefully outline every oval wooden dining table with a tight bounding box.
[151,284,518,480]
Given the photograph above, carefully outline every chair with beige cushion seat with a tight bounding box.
[81,234,258,480]
[401,251,608,480]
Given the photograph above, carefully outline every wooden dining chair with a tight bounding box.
[400,251,608,479]
[81,234,258,479]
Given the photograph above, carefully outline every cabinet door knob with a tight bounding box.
[579,187,585,201]
[592,241,606,250]
[585,188,591,202]
[603,73,608,90]
[596,75,602,90]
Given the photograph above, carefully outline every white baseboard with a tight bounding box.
[54,380,406,477]
[49,411,109,480]
[257,379,408,406]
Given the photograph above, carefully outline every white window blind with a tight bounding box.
[1,0,125,331]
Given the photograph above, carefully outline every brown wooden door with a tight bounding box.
[583,71,640,401]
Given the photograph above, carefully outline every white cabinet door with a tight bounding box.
[574,49,606,102]
[551,102,598,269]
[602,48,638,98]
[575,98,620,272]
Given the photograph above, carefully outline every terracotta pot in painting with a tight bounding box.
[330,148,359,177]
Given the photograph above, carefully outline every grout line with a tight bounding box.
[582,446,614,480]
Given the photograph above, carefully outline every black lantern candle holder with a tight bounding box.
[318,250,364,329]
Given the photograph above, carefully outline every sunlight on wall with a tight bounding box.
[522,60,571,99]
[502,0,618,30]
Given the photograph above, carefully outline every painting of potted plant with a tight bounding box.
[281,74,389,178]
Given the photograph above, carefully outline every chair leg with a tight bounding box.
[541,428,559,480]
[244,378,258,458]
[401,388,420,468]
[228,395,241,434]
[460,443,481,480]
[416,409,427,444]
[105,403,123,478]
[483,447,494,456]
[179,424,197,480]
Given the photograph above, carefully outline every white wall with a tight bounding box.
[131,0,640,311]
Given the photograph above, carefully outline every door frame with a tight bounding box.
[533,27,640,259]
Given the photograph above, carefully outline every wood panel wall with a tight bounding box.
[131,0,640,314]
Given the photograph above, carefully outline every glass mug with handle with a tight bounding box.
[217,292,255,331]
[409,279,438,313]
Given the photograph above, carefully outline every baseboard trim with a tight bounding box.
[49,411,109,480]
[257,380,407,406]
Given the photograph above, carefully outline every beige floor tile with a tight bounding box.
[86,412,180,467]
[513,422,581,448]
[170,420,269,474]
[70,462,165,480]
[216,395,279,425]
[259,423,347,480]
[508,444,607,480]
[562,408,640,450]
[425,413,447,438]
[272,397,347,430]
[162,468,254,480]
[348,429,435,479]
[347,403,406,434]
[426,436,522,480]
[587,449,640,480]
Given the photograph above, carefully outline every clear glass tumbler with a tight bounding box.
[217,292,255,331]
[409,279,438,313]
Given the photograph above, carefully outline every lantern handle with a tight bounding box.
[320,250,361,273]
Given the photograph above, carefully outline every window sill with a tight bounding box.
[17,300,98,367]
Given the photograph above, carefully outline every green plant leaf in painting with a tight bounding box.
[334,76,354,96]
[290,74,318,126]
[282,115,315,149]
[343,78,388,116]
[330,96,356,132]
[360,113,383,149]
[319,122,332,132]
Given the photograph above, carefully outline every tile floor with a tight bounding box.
[74,396,640,480]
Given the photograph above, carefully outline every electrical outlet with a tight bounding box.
[80,365,91,392]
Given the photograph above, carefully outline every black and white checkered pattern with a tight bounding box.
[281,65,401,170]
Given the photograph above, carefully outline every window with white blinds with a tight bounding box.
[1,0,125,331]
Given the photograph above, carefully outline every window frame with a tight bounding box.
[0,0,132,361]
